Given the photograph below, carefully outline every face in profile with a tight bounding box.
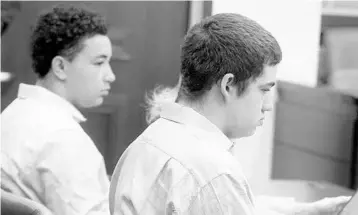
[63,34,115,108]
[224,65,278,139]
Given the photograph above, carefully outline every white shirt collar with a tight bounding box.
[17,83,86,123]
[160,102,233,151]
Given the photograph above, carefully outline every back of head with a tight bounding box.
[145,13,281,124]
[30,4,108,78]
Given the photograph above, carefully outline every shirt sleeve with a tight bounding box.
[37,129,110,215]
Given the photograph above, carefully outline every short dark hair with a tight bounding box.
[30,4,108,78]
[179,13,282,100]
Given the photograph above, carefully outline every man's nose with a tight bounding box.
[262,94,274,112]
[105,65,116,83]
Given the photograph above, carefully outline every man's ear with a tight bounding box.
[219,73,236,101]
[51,56,67,81]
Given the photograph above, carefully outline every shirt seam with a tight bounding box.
[136,142,205,213]
[138,157,174,214]
[186,173,227,214]
[143,141,203,183]
[139,140,228,213]
[209,180,225,214]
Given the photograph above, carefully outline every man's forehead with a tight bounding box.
[256,65,278,83]
[81,35,112,57]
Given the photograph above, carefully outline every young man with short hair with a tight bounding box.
[109,13,350,215]
[1,5,115,215]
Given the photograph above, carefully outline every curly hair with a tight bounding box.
[30,4,108,78]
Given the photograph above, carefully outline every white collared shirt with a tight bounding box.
[1,84,110,215]
[109,102,256,215]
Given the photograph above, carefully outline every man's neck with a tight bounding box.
[36,77,69,103]
[177,97,227,136]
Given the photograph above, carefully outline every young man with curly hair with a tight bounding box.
[109,13,350,215]
[1,4,115,215]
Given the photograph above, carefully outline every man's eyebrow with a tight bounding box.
[260,82,276,88]
[94,54,109,59]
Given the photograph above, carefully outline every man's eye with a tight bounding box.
[262,89,271,92]
[94,62,104,66]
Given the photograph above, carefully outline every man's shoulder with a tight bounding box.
[138,118,198,148]
[2,96,80,132]
[1,97,89,155]
[128,119,231,185]
[112,124,194,185]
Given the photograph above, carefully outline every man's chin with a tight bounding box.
[243,129,256,137]
[91,98,104,108]
[230,128,257,139]
[77,97,104,109]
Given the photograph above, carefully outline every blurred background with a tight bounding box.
[1,0,358,201]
